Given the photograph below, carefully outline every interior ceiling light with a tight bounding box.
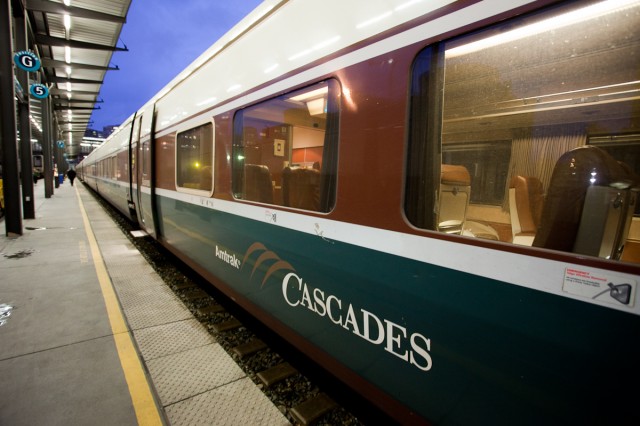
[446,0,639,58]
[289,87,329,116]
[65,46,71,63]
[63,14,71,31]
[289,87,328,102]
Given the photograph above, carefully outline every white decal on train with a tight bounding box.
[282,272,433,372]
[215,245,241,269]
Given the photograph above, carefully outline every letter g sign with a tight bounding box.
[14,51,41,72]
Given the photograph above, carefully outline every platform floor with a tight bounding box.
[0,181,290,426]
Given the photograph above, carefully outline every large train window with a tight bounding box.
[589,134,640,215]
[176,123,213,193]
[232,79,340,212]
[406,0,640,262]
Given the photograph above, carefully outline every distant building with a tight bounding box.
[85,128,104,138]
[103,125,119,136]
[80,127,108,159]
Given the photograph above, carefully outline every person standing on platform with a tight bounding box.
[67,168,77,186]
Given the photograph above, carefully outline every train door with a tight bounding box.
[135,112,157,238]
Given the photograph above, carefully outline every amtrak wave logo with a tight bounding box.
[241,242,295,288]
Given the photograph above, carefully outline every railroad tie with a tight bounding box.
[257,362,297,387]
[182,288,210,301]
[232,339,267,358]
[212,318,242,332]
[290,393,337,425]
[196,303,226,316]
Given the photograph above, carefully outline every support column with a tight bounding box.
[42,95,53,198]
[14,4,35,219]
[0,0,23,236]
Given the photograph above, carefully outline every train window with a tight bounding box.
[176,123,213,193]
[589,134,640,215]
[406,0,640,262]
[232,79,340,212]
[442,141,511,206]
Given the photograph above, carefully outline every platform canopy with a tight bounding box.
[24,0,131,156]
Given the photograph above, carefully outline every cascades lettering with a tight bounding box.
[282,272,433,372]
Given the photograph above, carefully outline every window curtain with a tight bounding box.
[319,80,340,213]
[503,125,586,211]
[404,45,444,230]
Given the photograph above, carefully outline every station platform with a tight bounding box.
[0,181,290,426]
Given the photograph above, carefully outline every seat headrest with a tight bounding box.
[441,164,470,186]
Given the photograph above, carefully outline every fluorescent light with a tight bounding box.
[306,98,326,116]
[264,63,278,73]
[288,48,312,61]
[356,11,392,29]
[289,87,328,102]
[196,97,217,106]
[63,14,71,30]
[288,35,340,61]
[395,0,423,11]
[65,46,71,63]
[313,35,340,51]
[446,0,639,58]
[66,82,72,91]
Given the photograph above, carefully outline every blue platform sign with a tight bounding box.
[14,51,41,72]
[57,141,65,148]
[30,84,49,99]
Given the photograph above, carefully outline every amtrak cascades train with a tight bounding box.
[78,0,640,424]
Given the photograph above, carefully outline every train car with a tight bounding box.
[79,119,137,221]
[32,154,44,182]
[79,0,640,424]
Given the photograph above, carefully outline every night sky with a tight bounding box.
[90,0,263,130]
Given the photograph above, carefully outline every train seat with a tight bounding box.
[244,164,274,203]
[282,166,320,211]
[438,164,500,240]
[509,176,544,246]
[437,164,470,234]
[533,146,638,259]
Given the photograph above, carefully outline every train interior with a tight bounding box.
[436,0,640,262]
[235,82,332,211]
[82,2,639,264]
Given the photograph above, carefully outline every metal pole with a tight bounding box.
[14,4,35,219]
[0,0,23,236]
[42,94,53,197]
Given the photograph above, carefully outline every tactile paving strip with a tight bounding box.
[165,377,290,426]
[80,186,289,424]
[146,344,245,406]
[133,319,215,360]
[108,269,193,330]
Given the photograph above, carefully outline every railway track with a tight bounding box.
[89,188,395,425]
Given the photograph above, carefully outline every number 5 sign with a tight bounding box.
[30,84,49,99]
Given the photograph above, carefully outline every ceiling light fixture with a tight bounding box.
[446,0,639,58]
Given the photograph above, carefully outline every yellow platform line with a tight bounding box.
[75,187,163,426]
